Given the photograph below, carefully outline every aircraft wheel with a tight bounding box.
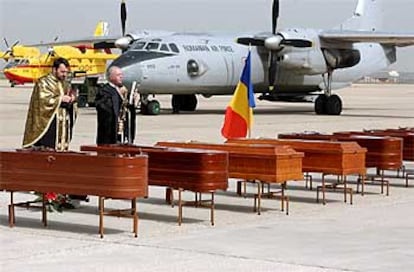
[77,95,87,108]
[181,94,198,111]
[10,82,15,88]
[146,100,161,115]
[171,95,182,113]
[314,94,327,115]
[140,103,148,115]
[325,94,342,115]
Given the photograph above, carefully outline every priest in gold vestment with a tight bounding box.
[23,58,77,151]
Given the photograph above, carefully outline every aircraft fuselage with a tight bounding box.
[112,30,394,97]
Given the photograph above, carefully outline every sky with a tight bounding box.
[1,0,414,71]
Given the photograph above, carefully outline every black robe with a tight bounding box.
[95,83,136,144]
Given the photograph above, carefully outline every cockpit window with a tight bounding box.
[132,41,146,50]
[169,43,179,53]
[5,59,26,69]
[145,42,159,51]
[160,43,169,52]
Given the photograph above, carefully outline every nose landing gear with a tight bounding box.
[139,94,161,115]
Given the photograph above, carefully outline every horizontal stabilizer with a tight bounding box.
[320,30,414,47]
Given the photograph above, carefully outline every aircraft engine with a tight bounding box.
[322,48,361,69]
[114,35,134,50]
[280,51,327,75]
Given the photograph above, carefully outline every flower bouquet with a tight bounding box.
[35,192,75,212]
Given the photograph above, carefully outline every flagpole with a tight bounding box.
[248,43,252,139]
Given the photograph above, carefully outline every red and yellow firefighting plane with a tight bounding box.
[0,22,118,87]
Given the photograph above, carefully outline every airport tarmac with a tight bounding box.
[0,80,413,271]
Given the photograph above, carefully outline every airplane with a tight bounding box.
[0,22,118,88]
[32,0,414,115]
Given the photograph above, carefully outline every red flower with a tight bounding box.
[45,192,57,201]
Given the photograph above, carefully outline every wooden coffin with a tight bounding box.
[80,144,228,193]
[81,144,228,225]
[0,149,148,199]
[360,130,414,161]
[279,132,402,171]
[332,132,403,169]
[156,141,304,184]
[228,138,367,176]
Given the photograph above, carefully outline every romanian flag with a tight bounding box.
[221,51,255,139]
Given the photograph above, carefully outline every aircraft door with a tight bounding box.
[222,54,235,86]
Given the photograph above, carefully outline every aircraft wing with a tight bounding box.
[27,35,119,49]
[319,30,414,47]
[50,46,118,60]
[63,54,118,60]
[27,30,174,49]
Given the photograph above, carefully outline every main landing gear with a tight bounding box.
[171,94,198,114]
[138,94,199,115]
[314,69,343,115]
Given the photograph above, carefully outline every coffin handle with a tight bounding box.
[47,155,56,163]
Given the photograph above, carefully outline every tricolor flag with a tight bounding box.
[221,50,255,139]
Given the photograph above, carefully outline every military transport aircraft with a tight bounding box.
[35,0,414,115]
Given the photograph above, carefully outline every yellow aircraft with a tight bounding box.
[1,22,118,87]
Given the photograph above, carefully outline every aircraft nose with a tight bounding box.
[121,65,142,89]
[109,51,143,88]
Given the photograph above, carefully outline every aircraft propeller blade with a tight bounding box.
[269,0,279,91]
[272,0,279,35]
[236,37,265,46]
[121,0,127,37]
[11,40,19,48]
[268,51,278,91]
[3,38,9,48]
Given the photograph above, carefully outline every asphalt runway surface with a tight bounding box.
[1,81,413,271]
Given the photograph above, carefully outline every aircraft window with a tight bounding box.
[169,43,179,53]
[160,44,169,52]
[5,61,18,69]
[132,41,146,50]
[145,42,159,51]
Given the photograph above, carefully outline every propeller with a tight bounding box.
[44,46,56,64]
[115,0,132,52]
[236,0,312,91]
[2,38,20,58]
[94,1,131,51]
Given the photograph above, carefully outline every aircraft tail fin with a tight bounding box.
[339,0,383,31]
[93,21,109,37]
[93,21,112,54]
